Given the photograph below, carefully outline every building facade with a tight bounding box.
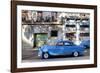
[22,10,90,49]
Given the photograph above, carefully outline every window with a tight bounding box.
[80,33,89,36]
[66,33,74,37]
[56,42,63,46]
[64,42,70,46]
[64,42,74,46]
[51,30,58,37]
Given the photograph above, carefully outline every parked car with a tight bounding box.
[80,39,90,49]
[38,40,85,59]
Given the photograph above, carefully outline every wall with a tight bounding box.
[0,0,99,73]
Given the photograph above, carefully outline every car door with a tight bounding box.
[63,42,75,55]
[52,42,64,55]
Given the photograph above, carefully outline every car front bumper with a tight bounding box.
[38,49,42,57]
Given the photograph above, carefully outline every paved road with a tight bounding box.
[22,56,89,63]
[22,48,90,62]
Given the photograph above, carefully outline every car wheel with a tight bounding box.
[73,51,79,57]
[42,52,49,59]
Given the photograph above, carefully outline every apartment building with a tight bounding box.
[22,10,90,48]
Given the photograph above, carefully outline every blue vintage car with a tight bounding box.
[80,39,90,49]
[38,40,85,59]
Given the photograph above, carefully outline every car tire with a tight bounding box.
[42,52,49,59]
[73,51,79,57]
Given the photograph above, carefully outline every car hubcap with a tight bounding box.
[44,53,49,59]
[73,52,78,57]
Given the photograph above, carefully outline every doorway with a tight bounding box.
[34,33,48,48]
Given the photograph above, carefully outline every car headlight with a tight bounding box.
[38,48,42,57]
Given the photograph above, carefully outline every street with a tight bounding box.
[22,48,90,62]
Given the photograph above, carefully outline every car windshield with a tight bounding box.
[47,39,58,45]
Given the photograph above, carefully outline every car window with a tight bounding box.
[56,42,63,46]
[64,42,75,46]
[64,42,71,46]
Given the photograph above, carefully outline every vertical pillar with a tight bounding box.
[75,22,80,45]
[63,18,66,40]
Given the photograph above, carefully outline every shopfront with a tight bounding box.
[34,33,48,47]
